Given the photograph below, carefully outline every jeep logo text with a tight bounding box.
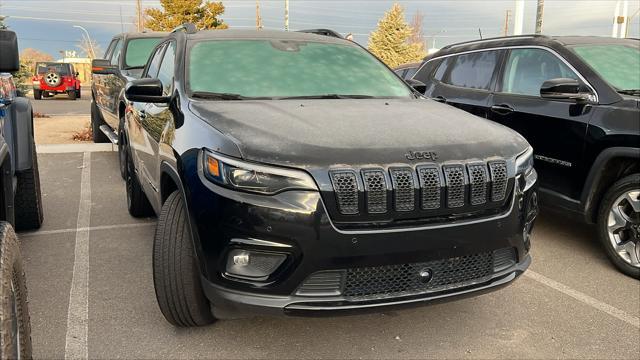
[405,150,438,161]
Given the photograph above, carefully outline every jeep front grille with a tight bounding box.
[489,161,508,202]
[389,168,415,212]
[362,169,387,214]
[329,160,511,222]
[330,170,359,215]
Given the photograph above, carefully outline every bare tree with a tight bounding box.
[409,10,426,53]
[77,36,102,59]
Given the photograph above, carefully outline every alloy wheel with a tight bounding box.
[607,190,640,267]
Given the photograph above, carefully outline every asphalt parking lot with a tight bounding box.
[18,147,640,359]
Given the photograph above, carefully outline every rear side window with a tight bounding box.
[433,58,451,81]
[145,44,166,79]
[110,39,123,66]
[404,67,418,79]
[445,51,498,90]
[157,42,175,95]
[413,59,441,83]
[501,48,578,96]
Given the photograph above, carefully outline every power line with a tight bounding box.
[7,15,134,25]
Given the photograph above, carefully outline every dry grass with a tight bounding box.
[71,125,93,142]
[33,112,50,118]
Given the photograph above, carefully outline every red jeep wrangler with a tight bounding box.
[32,62,81,100]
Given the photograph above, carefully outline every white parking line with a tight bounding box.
[64,152,91,360]
[525,270,640,328]
[19,222,155,237]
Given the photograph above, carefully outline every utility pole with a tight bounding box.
[503,10,511,36]
[284,0,289,31]
[256,0,263,29]
[136,0,144,32]
[535,0,544,34]
[513,0,524,35]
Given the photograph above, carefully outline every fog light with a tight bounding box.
[225,249,286,280]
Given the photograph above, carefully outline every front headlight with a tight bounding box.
[203,150,318,195]
[516,146,537,191]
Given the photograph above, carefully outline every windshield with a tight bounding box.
[187,39,412,99]
[125,38,163,68]
[36,63,70,75]
[570,44,640,91]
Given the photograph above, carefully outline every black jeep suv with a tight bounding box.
[413,35,640,278]
[122,26,538,326]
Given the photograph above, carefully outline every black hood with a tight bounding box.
[188,98,529,169]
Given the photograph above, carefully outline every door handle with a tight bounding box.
[490,104,515,115]
[433,96,447,103]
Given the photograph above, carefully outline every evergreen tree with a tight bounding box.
[368,4,426,68]
[145,0,228,32]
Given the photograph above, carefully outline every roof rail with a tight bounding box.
[171,23,198,34]
[441,34,551,50]
[296,29,343,39]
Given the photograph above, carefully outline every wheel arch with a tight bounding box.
[581,147,640,223]
[0,146,15,226]
[159,161,209,277]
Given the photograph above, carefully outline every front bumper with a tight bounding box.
[185,161,538,318]
[203,255,530,318]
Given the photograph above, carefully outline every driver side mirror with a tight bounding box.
[91,59,117,75]
[125,78,169,103]
[405,78,426,94]
[540,78,592,102]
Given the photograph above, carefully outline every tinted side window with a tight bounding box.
[110,39,123,66]
[157,42,175,95]
[433,58,451,81]
[405,67,418,79]
[413,59,439,83]
[104,39,118,60]
[501,48,578,96]
[145,44,166,79]
[445,51,498,90]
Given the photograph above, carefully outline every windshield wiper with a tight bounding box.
[277,94,376,100]
[617,89,640,96]
[191,91,271,100]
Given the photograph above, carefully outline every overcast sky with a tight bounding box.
[2,0,639,58]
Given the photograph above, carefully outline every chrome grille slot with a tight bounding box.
[417,165,442,210]
[362,169,387,214]
[443,165,466,208]
[467,164,488,205]
[330,170,359,215]
[489,161,508,202]
[389,168,415,212]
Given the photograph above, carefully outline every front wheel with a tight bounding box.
[33,90,42,100]
[91,100,109,143]
[0,222,33,359]
[153,191,215,327]
[67,90,77,100]
[125,149,153,218]
[76,88,81,99]
[597,174,640,279]
[14,140,44,231]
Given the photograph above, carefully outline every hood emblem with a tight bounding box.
[405,150,438,161]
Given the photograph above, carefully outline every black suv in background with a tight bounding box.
[413,35,639,278]
[90,32,166,175]
[121,26,538,327]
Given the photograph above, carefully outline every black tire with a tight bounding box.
[153,191,215,327]
[67,90,77,100]
[14,140,44,231]
[76,88,81,99]
[597,174,640,279]
[0,222,33,359]
[91,100,109,143]
[125,149,153,218]
[33,90,41,100]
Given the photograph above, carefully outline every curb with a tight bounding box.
[36,143,116,153]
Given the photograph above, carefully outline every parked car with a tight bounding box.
[32,61,81,100]
[90,31,167,179]
[121,26,538,327]
[413,35,640,278]
[0,28,40,359]
[393,62,421,80]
